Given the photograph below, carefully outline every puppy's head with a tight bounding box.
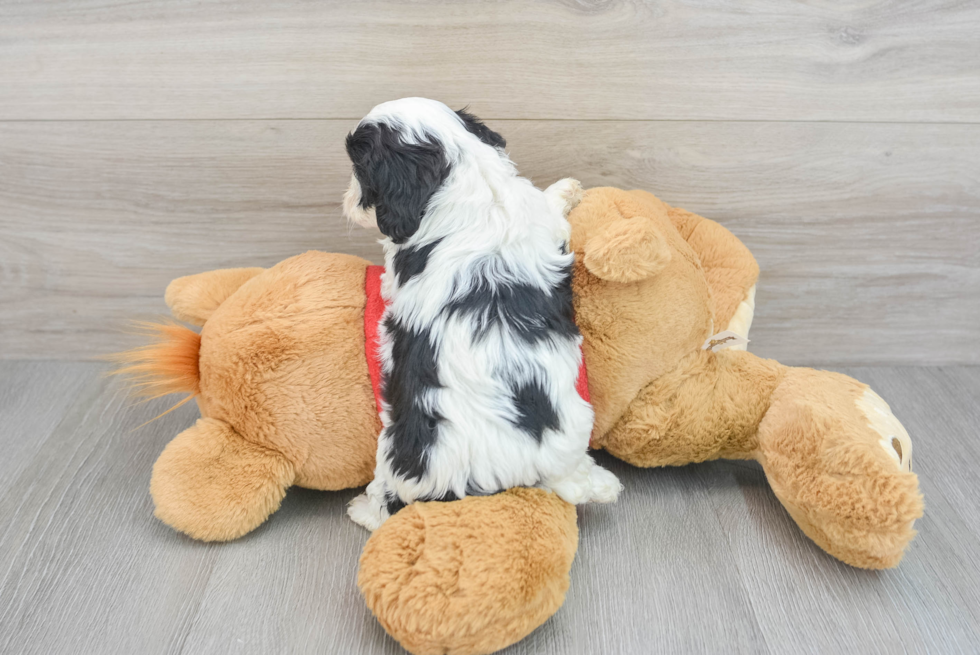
[343,98,506,244]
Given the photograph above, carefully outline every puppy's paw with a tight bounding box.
[545,178,585,217]
[348,492,387,531]
[546,458,622,505]
[587,465,623,503]
[548,479,589,505]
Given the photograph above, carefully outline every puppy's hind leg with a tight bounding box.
[348,477,393,531]
[544,178,585,218]
[544,455,622,505]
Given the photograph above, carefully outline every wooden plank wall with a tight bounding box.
[1,0,978,364]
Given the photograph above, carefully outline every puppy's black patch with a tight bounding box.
[464,484,496,497]
[426,490,461,503]
[416,488,499,503]
[381,316,443,481]
[345,122,451,244]
[387,490,459,516]
[447,262,578,345]
[455,108,506,149]
[510,381,560,443]
[385,492,406,517]
[393,238,443,286]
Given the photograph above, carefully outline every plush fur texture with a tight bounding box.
[359,488,577,655]
[569,188,716,440]
[121,252,381,544]
[342,99,619,530]
[572,189,922,572]
[665,199,759,334]
[151,418,295,541]
[758,368,921,569]
[165,267,265,326]
[196,252,380,492]
[118,186,922,655]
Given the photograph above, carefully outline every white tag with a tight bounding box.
[702,330,749,352]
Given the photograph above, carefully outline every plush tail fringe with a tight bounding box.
[108,321,202,421]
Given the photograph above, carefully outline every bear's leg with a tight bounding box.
[597,349,783,467]
[358,488,578,655]
[757,368,923,569]
[598,350,922,568]
[151,417,295,541]
[164,267,265,325]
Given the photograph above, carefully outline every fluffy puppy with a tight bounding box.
[344,98,621,530]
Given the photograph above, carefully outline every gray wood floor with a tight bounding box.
[1,361,977,654]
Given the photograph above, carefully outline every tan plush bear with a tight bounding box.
[118,187,922,655]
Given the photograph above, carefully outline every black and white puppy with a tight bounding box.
[344,98,621,530]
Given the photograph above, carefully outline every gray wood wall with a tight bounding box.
[1,0,978,364]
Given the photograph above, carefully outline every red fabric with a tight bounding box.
[363,265,590,414]
[364,266,387,414]
[576,351,591,403]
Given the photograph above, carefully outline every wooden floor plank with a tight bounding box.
[2,119,977,364]
[0,369,217,655]
[701,365,980,653]
[0,362,93,496]
[1,363,978,653]
[1,1,979,121]
[177,485,404,655]
[540,455,771,654]
[849,367,980,545]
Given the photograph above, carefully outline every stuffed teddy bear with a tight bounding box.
[119,187,922,655]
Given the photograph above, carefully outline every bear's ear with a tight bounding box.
[582,215,671,283]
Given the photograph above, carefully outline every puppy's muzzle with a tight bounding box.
[343,174,378,230]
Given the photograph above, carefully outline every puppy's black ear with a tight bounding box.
[455,108,506,149]
[346,123,451,244]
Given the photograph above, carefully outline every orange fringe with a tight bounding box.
[107,320,201,400]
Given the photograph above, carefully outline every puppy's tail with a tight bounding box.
[108,321,201,416]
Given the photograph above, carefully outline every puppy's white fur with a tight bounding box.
[343,174,377,230]
[345,98,620,530]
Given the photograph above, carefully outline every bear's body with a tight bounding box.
[127,187,921,655]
